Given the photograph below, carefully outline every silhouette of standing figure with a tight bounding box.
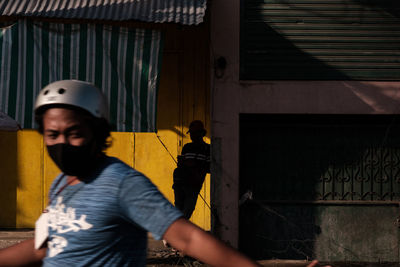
[173,120,210,219]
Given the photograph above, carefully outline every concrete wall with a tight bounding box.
[210,0,400,247]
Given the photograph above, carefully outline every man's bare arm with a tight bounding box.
[163,218,261,267]
[0,238,46,266]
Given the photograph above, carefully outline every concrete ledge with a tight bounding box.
[0,230,34,239]
[0,230,34,249]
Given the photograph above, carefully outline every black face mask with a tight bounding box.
[46,143,96,177]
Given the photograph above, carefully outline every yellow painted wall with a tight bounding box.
[134,132,211,230]
[0,130,210,230]
[0,21,210,230]
[0,130,43,228]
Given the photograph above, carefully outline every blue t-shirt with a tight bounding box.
[43,156,182,267]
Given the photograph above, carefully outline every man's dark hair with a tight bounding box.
[35,104,112,153]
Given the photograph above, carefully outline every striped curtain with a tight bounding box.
[0,19,163,132]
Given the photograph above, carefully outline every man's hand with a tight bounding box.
[0,239,46,266]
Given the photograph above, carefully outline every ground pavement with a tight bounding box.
[1,230,376,266]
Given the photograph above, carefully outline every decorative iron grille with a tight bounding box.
[240,114,400,203]
[318,147,400,201]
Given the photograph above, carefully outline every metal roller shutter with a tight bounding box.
[240,0,400,80]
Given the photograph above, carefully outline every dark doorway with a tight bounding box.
[239,114,400,262]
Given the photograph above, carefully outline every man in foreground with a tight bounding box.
[0,80,325,267]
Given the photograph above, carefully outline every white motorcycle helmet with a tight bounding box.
[34,80,108,121]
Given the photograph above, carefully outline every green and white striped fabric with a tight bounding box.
[0,19,163,132]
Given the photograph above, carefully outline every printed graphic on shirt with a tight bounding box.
[47,196,93,257]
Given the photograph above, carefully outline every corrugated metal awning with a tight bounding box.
[0,0,207,25]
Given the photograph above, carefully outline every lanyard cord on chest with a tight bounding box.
[45,176,79,211]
